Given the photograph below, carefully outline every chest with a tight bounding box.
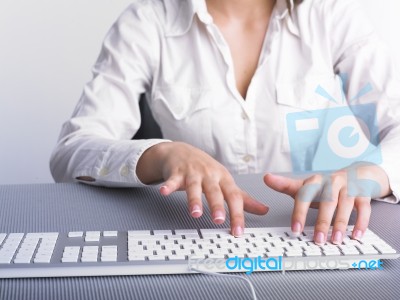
[215,22,270,100]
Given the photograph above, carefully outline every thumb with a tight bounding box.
[263,173,303,198]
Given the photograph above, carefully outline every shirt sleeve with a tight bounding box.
[50,1,169,187]
[327,0,400,203]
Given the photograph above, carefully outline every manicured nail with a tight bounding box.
[292,222,302,236]
[332,231,342,244]
[213,210,225,223]
[191,205,202,217]
[315,232,325,245]
[353,229,363,240]
[233,226,243,237]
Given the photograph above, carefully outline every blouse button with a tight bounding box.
[242,155,253,163]
[99,168,109,176]
[120,165,129,177]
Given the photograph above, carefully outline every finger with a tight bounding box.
[352,197,371,240]
[331,188,355,244]
[202,179,226,225]
[185,175,203,218]
[291,175,322,236]
[160,174,184,196]
[221,182,245,237]
[313,178,342,245]
[242,191,269,215]
[264,173,304,198]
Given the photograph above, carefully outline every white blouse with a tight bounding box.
[50,0,400,203]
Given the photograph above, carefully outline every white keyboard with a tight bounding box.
[0,226,398,278]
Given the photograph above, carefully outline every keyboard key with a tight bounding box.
[128,230,151,237]
[33,256,51,263]
[356,245,379,255]
[85,232,100,242]
[147,255,167,261]
[103,231,118,237]
[208,254,226,259]
[81,256,98,262]
[168,255,186,261]
[342,239,361,246]
[62,257,78,263]
[200,229,230,238]
[323,250,341,256]
[304,251,322,257]
[128,255,146,261]
[68,232,83,238]
[341,248,360,255]
[285,252,303,257]
[14,257,32,264]
[153,230,172,236]
[174,230,199,237]
[373,244,397,254]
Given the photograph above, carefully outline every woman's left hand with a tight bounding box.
[264,163,391,245]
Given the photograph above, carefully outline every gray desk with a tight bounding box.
[0,174,399,300]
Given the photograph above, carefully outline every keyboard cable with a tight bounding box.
[190,266,257,300]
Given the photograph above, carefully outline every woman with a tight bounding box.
[50,0,400,245]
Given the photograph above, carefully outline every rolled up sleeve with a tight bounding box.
[50,2,169,187]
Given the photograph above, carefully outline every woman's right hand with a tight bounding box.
[136,142,269,236]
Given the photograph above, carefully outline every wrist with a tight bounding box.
[346,162,391,198]
[136,141,172,184]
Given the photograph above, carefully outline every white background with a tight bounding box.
[1,0,400,185]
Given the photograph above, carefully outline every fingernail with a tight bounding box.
[292,222,302,236]
[315,232,325,245]
[353,229,363,240]
[332,231,342,244]
[213,210,225,223]
[233,226,243,237]
[191,205,202,217]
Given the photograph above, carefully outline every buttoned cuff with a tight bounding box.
[73,139,171,187]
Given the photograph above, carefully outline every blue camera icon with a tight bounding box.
[286,103,382,173]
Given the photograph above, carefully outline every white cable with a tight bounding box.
[190,267,257,300]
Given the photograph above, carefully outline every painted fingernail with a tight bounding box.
[353,229,363,240]
[233,226,243,237]
[292,222,302,236]
[332,231,342,244]
[315,232,325,245]
[191,205,202,218]
[213,210,225,223]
